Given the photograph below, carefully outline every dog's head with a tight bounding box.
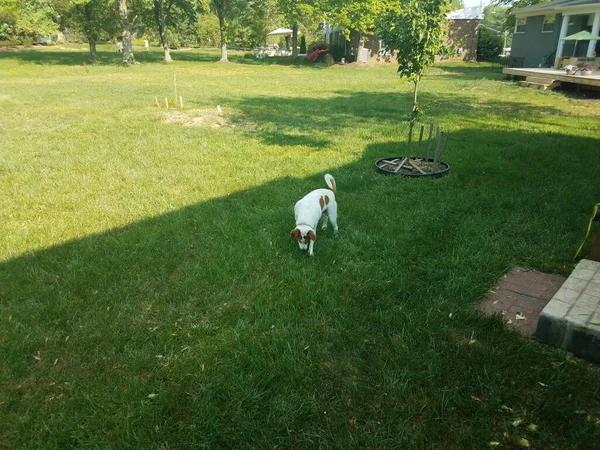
[290,226,316,251]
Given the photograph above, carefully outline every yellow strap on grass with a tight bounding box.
[574,203,600,261]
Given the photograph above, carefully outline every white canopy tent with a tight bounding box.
[267,28,295,36]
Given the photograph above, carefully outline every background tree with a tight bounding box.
[146,0,197,62]
[211,0,230,62]
[118,0,136,63]
[330,0,384,60]
[0,0,21,41]
[14,0,60,39]
[376,0,450,119]
[196,11,219,46]
[66,0,119,59]
[277,0,322,57]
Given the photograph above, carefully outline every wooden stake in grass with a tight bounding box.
[165,97,169,109]
[417,124,425,158]
[433,128,442,166]
[407,121,414,156]
[179,96,183,108]
[155,96,160,108]
[173,73,178,105]
[426,123,434,161]
[438,133,448,163]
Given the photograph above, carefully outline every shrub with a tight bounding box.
[323,53,335,66]
[328,43,346,62]
[477,27,502,62]
[300,36,306,54]
[307,41,328,54]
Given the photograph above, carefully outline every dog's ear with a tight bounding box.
[307,230,316,241]
[290,228,301,239]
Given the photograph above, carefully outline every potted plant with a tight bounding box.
[579,65,596,76]
[564,64,577,75]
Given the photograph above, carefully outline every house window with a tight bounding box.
[515,17,526,33]
[542,14,556,32]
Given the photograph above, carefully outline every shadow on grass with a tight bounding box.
[1,126,600,448]
[226,89,570,147]
[430,63,506,81]
[0,48,223,66]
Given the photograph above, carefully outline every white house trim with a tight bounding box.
[555,14,571,66]
[588,12,600,57]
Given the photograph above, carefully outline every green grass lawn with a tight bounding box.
[1,44,600,449]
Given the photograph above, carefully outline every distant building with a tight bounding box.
[446,6,485,61]
[322,6,484,63]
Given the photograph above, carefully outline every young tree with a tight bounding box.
[376,0,450,119]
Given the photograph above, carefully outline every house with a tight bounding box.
[446,6,484,61]
[322,6,483,63]
[509,0,600,68]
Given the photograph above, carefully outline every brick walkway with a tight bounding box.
[478,267,566,335]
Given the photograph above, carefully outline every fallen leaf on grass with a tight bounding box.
[489,442,500,447]
[526,424,538,432]
[515,313,526,320]
[500,405,514,413]
[538,382,548,387]
[517,438,530,448]
[471,395,483,402]
[449,312,453,319]
[148,393,158,399]
[512,418,523,427]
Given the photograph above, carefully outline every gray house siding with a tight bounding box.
[510,14,561,67]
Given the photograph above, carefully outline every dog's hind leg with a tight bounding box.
[328,204,339,234]
[321,213,329,230]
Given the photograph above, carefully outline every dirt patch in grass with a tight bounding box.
[161,108,234,128]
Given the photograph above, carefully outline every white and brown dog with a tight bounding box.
[290,174,338,256]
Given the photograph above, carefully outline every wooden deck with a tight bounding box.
[503,67,600,90]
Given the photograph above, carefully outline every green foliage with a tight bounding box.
[377,0,449,83]
[323,51,333,65]
[299,34,306,53]
[14,0,59,37]
[197,12,220,46]
[477,26,502,62]
[330,0,382,41]
[376,0,449,117]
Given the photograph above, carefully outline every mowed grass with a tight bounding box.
[1,44,600,448]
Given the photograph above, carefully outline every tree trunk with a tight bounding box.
[217,10,228,63]
[119,0,136,64]
[292,23,298,58]
[88,39,97,60]
[154,0,172,62]
[411,79,419,120]
[357,32,365,62]
[82,3,97,61]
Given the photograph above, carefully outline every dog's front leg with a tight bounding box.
[308,239,314,256]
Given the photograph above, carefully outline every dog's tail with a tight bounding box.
[324,174,336,193]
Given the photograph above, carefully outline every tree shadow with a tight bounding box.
[0,48,223,66]
[2,123,600,448]
[226,89,571,148]
[429,63,506,81]
[1,127,600,448]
